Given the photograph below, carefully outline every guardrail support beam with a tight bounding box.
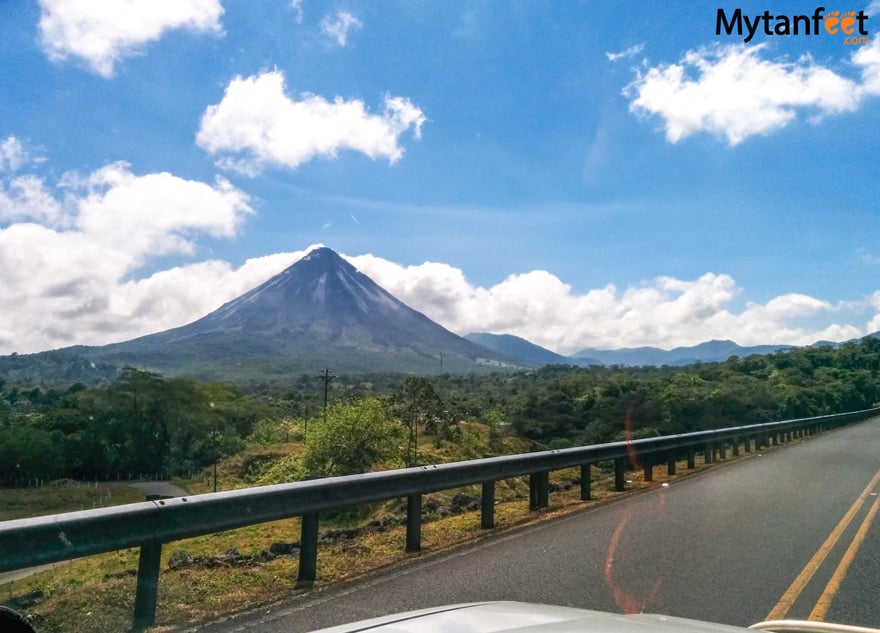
[580,464,592,500]
[297,512,319,585]
[406,494,421,552]
[132,541,162,629]
[643,454,654,482]
[529,472,550,510]
[481,481,495,529]
[667,452,676,476]
[614,457,626,491]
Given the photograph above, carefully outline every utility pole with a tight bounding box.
[318,368,335,424]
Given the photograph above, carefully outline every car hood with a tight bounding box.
[306,601,753,633]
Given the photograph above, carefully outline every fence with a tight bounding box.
[1,408,877,628]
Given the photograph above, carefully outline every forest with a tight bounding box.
[1,336,879,484]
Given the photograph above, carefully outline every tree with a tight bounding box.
[394,377,445,465]
[302,397,405,477]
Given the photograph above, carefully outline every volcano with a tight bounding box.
[70,247,516,379]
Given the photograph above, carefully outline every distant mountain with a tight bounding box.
[571,339,793,367]
[12,247,519,381]
[464,333,574,366]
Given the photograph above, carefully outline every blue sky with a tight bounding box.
[1,1,879,356]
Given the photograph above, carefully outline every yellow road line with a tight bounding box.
[808,491,880,621]
[765,468,880,620]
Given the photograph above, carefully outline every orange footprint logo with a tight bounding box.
[824,10,840,34]
[840,10,857,34]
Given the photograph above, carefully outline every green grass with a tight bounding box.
[0,480,148,521]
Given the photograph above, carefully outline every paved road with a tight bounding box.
[0,480,189,585]
[198,417,880,633]
[126,480,189,498]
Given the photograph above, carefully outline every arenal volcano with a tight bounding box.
[74,247,517,379]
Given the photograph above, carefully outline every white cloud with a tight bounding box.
[0,175,64,226]
[291,0,304,24]
[347,254,868,354]
[38,0,223,77]
[196,70,426,174]
[0,137,28,172]
[858,247,880,265]
[853,35,880,95]
[320,11,362,47]
[0,161,253,353]
[625,41,880,145]
[1,215,873,355]
[606,43,645,62]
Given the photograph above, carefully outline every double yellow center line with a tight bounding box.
[766,467,880,621]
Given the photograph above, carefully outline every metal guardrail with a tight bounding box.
[1,408,877,628]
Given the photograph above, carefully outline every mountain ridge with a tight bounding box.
[2,247,876,383]
[6,247,519,381]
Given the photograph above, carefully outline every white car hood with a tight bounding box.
[307,601,753,633]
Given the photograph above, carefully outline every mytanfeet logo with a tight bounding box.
[717,7,871,44]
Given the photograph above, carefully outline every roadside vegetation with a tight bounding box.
[1,336,879,631]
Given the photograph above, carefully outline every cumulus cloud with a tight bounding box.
[320,11,362,46]
[196,70,426,174]
[0,161,253,353]
[625,40,880,144]
[0,219,873,355]
[347,254,867,353]
[38,0,223,77]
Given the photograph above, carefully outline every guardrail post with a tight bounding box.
[717,442,725,460]
[529,472,549,510]
[580,464,592,500]
[643,454,654,482]
[614,458,626,491]
[704,443,714,464]
[297,512,319,585]
[481,482,495,529]
[732,438,740,456]
[743,436,751,452]
[687,448,696,469]
[132,540,162,629]
[538,472,549,507]
[667,452,676,476]
[406,494,422,552]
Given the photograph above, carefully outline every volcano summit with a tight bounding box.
[65,247,515,379]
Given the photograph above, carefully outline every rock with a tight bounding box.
[269,542,299,555]
[450,492,480,513]
[168,550,192,569]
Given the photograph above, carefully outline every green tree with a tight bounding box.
[394,376,445,465]
[302,396,405,477]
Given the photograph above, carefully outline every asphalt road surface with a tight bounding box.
[199,418,880,633]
